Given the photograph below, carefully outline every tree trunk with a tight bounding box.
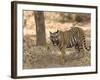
[34,11,46,45]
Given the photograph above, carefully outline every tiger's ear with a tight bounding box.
[57,30,59,33]
[49,31,52,34]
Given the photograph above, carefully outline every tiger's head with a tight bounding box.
[50,30,60,46]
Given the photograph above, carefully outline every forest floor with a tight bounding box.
[23,44,90,69]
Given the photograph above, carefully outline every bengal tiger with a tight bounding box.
[50,27,90,64]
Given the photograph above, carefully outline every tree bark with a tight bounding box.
[34,11,46,45]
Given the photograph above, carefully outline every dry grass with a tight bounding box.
[23,43,90,69]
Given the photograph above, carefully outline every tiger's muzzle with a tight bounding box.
[52,40,59,46]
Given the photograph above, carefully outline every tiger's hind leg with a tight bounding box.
[75,45,85,59]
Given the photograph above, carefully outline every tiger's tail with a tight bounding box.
[83,38,91,51]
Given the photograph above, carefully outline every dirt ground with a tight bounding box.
[23,11,91,69]
[23,44,90,69]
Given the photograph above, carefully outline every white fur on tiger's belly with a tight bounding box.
[65,51,76,55]
[58,51,76,55]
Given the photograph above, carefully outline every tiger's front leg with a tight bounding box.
[59,48,66,64]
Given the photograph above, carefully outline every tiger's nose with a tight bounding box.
[53,43,57,46]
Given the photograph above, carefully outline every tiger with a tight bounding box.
[50,27,90,64]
